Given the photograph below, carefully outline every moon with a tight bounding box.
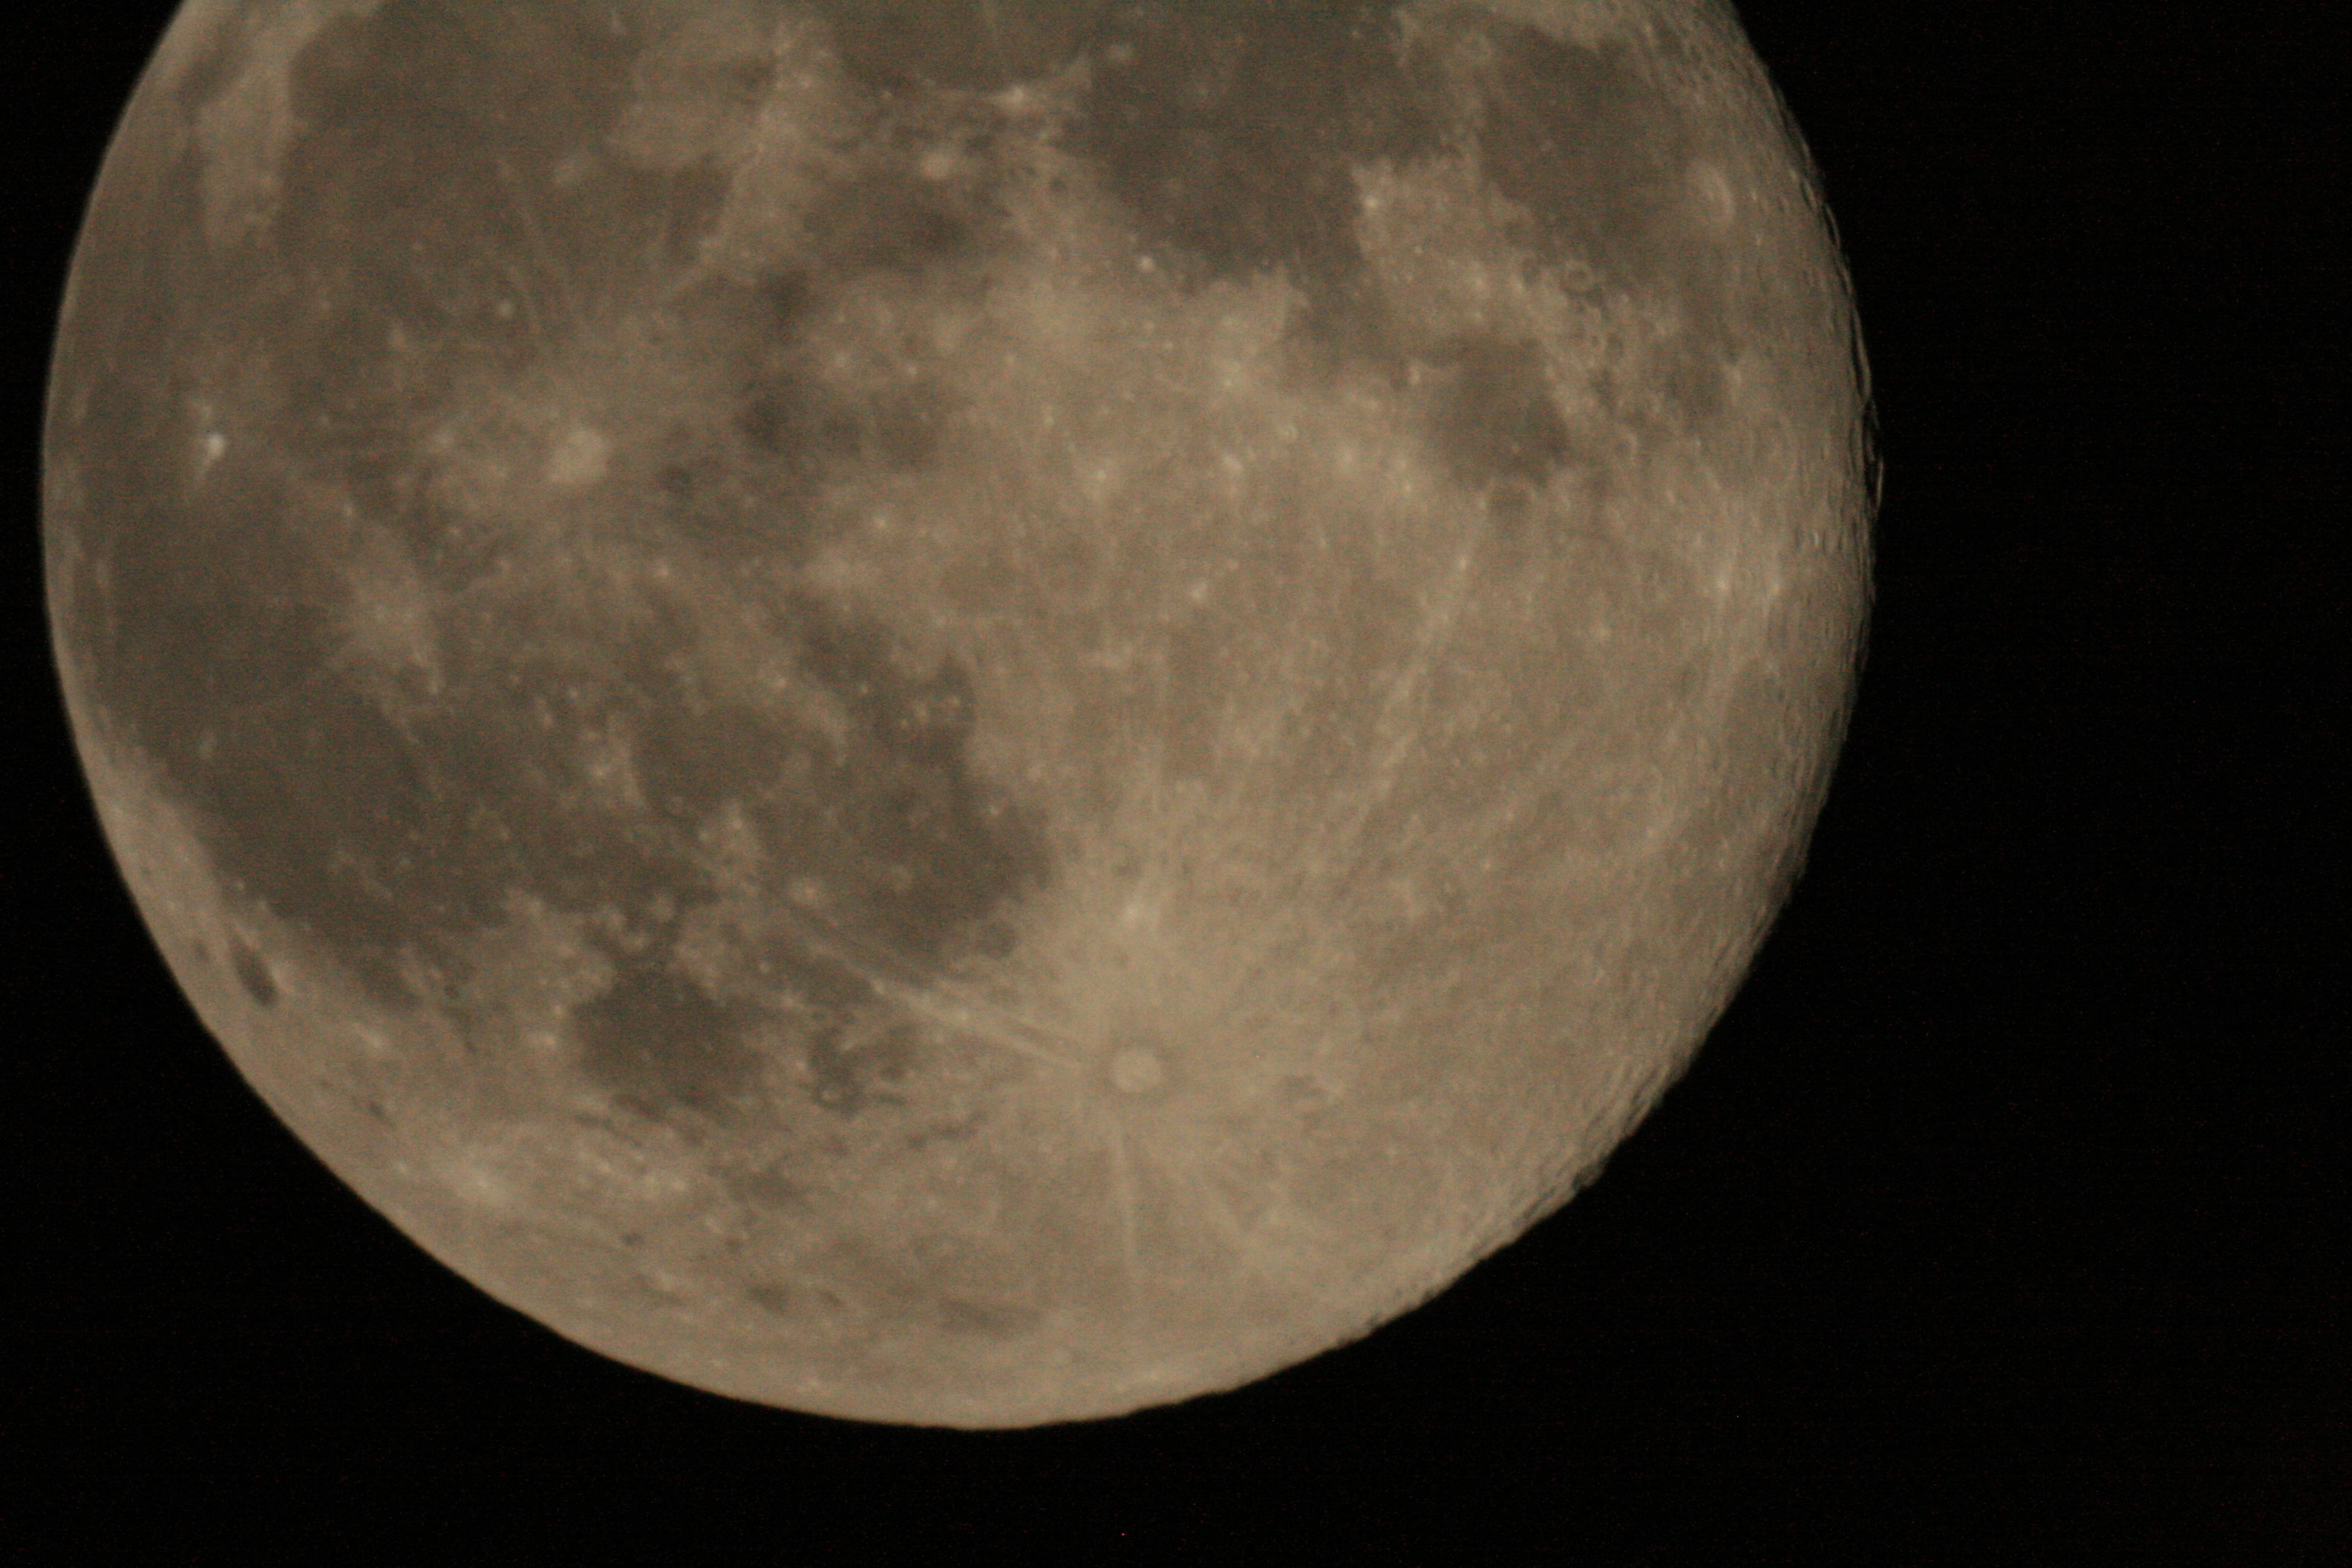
[44,0,1871,1426]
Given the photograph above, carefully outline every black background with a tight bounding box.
[4,2,2340,1558]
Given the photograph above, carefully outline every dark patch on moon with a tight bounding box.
[773,595,1046,961]
[271,2,727,403]
[728,1163,806,1210]
[134,554,1046,1047]
[71,450,346,756]
[818,1236,1044,1338]
[53,4,1052,1045]
[734,383,840,468]
[933,1293,1040,1336]
[194,677,549,1002]
[1070,0,1445,341]
[808,0,1114,92]
[744,1281,797,1316]
[1463,16,1738,432]
[801,171,976,275]
[1468,24,1697,292]
[1057,5,1737,482]
[1420,335,1577,494]
[230,941,279,1007]
[733,361,948,486]
[644,432,823,563]
[572,950,761,1115]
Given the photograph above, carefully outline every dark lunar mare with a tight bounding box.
[1422,336,1579,494]
[572,953,762,1115]
[229,941,279,1008]
[806,0,1117,91]
[51,1,1049,1122]
[1057,1,1734,497]
[1069,0,1448,353]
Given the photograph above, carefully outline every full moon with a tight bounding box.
[45,0,1871,1426]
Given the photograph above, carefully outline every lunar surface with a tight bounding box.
[45,0,1872,1425]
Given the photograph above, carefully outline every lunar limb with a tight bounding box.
[47,0,1872,1426]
